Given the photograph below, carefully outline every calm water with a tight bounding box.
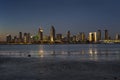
[0,44,120,61]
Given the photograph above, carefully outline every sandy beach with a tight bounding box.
[0,57,120,80]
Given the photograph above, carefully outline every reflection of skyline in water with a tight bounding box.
[38,45,44,58]
[0,44,120,60]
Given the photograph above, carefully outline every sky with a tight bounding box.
[0,0,120,41]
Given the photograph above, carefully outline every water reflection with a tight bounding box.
[51,50,56,56]
[88,45,98,61]
[81,50,85,54]
[38,45,44,58]
[0,44,120,60]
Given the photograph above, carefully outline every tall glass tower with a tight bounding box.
[38,28,43,41]
[105,30,108,40]
[97,30,101,41]
[50,26,55,42]
[67,30,71,42]
[19,32,22,42]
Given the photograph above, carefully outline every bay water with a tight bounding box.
[0,44,120,61]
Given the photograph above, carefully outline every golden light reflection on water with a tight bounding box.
[81,50,85,54]
[89,48,98,55]
[0,44,120,61]
[89,45,98,61]
[50,50,55,56]
[38,46,44,58]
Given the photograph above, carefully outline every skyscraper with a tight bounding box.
[76,32,85,42]
[50,26,55,42]
[105,30,108,40]
[19,32,22,39]
[56,34,62,40]
[76,33,81,42]
[115,34,120,40]
[72,35,76,42]
[6,35,12,43]
[19,32,22,42]
[81,32,85,42]
[67,30,71,42]
[89,32,97,42]
[38,28,43,41]
[23,33,27,43]
[27,33,31,43]
[13,36,17,43]
[97,30,101,41]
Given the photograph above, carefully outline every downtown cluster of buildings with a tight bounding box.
[6,26,120,44]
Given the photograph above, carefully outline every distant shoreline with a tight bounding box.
[0,42,120,45]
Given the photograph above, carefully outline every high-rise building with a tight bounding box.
[72,35,76,42]
[24,33,31,43]
[23,33,27,43]
[97,30,101,41]
[67,30,71,42]
[89,32,97,42]
[38,28,43,41]
[19,32,22,39]
[115,34,120,40]
[13,36,18,43]
[80,32,85,42]
[6,35,12,43]
[76,33,81,42]
[56,34,62,40]
[43,35,49,41]
[23,33,31,43]
[74,32,86,42]
[19,32,22,42]
[50,26,55,42]
[105,30,108,40]
[27,33,31,43]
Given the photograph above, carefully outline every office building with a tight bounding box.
[50,26,55,42]
[80,32,85,42]
[72,35,76,42]
[23,33,27,43]
[67,30,71,42]
[97,30,101,41]
[76,33,81,42]
[105,30,108,40]
[27,33,31,43]
[13,36,18,43]
[89,32,97,42]
[38,28,43,41]
[19,32,22,43]
[76,32,85,41]
[56,34,62,40]
[6,35,12,43]
[116,34,120,40]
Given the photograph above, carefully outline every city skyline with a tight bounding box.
[4,25,120,44]
[0,0,120,41]
[1,25,120,42]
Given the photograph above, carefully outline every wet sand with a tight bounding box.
[0,57,120,80]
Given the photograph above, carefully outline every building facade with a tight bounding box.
[67,30,71,42]
[105,30,108,40]
[89,32,97,42]
[38,28,43,41]
[50,26,55,42]
[19,32,23,43]
[97,30,101,41]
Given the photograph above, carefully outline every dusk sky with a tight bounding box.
[0,0,120,40]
